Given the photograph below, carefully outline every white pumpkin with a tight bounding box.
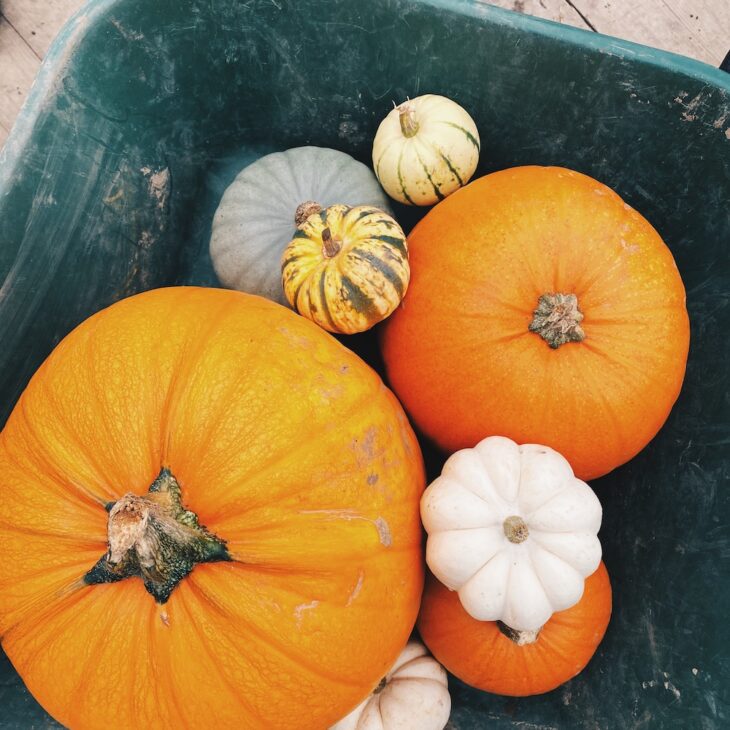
[331,641,450,730]
[372,94,480,206]
[421,436,602,632]
[209,146,391,306]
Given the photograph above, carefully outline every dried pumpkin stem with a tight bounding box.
[497,621,542,646]
[84,468,230,604]
[321,227,342,258]
[398,105,419,138]
[503,515,529,544]
[373,676,388,694]
[528,292,585,349]
[294,200,322,227]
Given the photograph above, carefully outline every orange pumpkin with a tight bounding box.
[417,563,612,696]
[381,166,690,480]
[0,287,425,729]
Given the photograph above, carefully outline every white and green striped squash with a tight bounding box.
[210,147,391,306]
[372,94,480,206]
[281,204,409,335]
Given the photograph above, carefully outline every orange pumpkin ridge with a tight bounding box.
[0,287,425,730]
[417,563,612,697]
[381,166,690,480]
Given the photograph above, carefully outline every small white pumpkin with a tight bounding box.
[210,146,391,306]
[372,94,480,206]
[331,641,450,730]
[421,436,602,632]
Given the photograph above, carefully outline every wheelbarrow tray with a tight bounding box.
[0,0,728,727]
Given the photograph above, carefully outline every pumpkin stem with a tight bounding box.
[83,468,230,604]
[321,227,342,258]
[373,676,388,694]
[497,621,541,646]
[295,200,322,227]
[503,515,529,544]
[528,292,585,349]
[398,104,419,138]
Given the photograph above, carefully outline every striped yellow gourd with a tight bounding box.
[372,94,480,206]
[281,204,409,334]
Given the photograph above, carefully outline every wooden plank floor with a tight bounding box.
[0,0,728,149]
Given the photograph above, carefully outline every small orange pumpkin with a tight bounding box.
[417,563,612,696]
[381,166,690,480]
[0,287,425,729]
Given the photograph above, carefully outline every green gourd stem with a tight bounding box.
[84,468,230,604]
[503,515,529,544]
[295,200,322,227]
[528,292,585,349]
[321,227,342,258]
[399,104,419,138]
[497,621,542,646]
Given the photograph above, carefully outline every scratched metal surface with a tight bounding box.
[0,0,728,727]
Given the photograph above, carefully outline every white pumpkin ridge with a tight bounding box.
[421,436,602,633]
[330,641,450,730]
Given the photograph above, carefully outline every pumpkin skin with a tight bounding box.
[372,94,480,206]
[0,287,425,730]
[418,563,612,697]
[281,204,410,334]
[381,166,690,480]
[421,436,602,631]
[210,147,392,306]
[331,641,450,730]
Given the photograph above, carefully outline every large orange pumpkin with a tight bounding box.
[381,166,690,480]
[0,287,425,729]
[417,563,612,696]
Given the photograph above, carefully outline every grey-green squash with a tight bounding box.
[209,146,392,306]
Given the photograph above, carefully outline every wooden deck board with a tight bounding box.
[480,0,592,30]
[570,0,729,65]
[0,17,41,149]
[2,0,85,57]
